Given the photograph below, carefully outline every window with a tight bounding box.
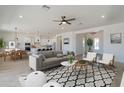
[82,38,85,48]
[94,38,99,50]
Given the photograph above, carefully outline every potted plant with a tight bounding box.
[67,51,74,64]
[86,38,93,52]
[0,38,5,49]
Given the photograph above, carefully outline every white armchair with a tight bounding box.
[97,53,114,66]
[19,71,46,87]
[83,52,97,62]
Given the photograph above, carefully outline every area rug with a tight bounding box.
[44,64,116,87]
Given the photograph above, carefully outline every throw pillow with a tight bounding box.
[57,54,64,57]
[37,54,46,61]
[32,54,46,61]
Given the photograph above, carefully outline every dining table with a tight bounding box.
[0,48,27,61]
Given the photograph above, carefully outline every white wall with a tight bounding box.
[75,34,84,55]
[0,31,32,50]
[0,31,56,50]
[74,22,124,62]
[56,32,76,53]
[56,22,124,62]
[0,31,15,42]
[75,31,104,55]
[1,22,124,62]
[103,23,124,62]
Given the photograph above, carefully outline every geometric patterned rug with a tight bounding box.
[44,63,116,87]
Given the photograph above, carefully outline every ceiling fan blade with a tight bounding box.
[59,22,62,25]
[53,20,61,22]
[66,18,76,21]
[66,21,71,25]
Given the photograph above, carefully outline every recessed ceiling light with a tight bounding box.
[19,15,23,18]
[101,15,105,18]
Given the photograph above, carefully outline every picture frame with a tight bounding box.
[64,38,69,44]
[9,41,16,48]
[110,33,122,44]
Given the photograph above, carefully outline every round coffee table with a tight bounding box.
[61,60,78,67]
[75,60,88,70]
[61,60,78,74]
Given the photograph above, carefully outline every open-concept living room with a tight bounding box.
[0,5,124,87]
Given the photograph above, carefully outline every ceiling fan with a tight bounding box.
[53,16,76,25]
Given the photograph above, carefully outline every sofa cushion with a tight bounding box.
[57,54,64,57]
[41,54,46,61]
[57,56,68,61]
[43,57,60,66]
[42,51,55,58]
[43,56,68,67]
[54,51,63,56]
[32,54,46,61]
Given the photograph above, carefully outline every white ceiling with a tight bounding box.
[0,5,124,34]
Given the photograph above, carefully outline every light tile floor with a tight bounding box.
[0,58,31,87]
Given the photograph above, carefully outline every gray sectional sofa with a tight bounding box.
[29,51,68,71]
